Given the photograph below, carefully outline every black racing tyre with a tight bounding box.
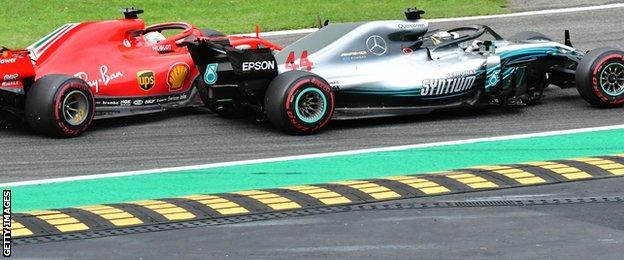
[509,31,552,42]
[200,29,226,37]
[576,47,624,108]
[25,74,95,138]
[265,70,334,134]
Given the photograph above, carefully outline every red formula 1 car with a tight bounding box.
[0,8,281,137]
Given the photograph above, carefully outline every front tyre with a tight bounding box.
[576,47,624,108]
[26,75,95,138]
[265,71,334,134]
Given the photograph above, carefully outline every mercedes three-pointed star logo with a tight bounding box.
[366,35,387,56]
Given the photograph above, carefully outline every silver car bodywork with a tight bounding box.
[186,10,594,126]
[274,19,583,119]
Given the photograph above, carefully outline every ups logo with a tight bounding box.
[137,70,155,90]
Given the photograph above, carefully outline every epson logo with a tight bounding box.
[242,61,275,71]
[421,76,476,96]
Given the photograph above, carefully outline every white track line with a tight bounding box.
[237,3,624,37]
[3,124,624,188]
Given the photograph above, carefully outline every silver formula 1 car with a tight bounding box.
[186,8,624,134]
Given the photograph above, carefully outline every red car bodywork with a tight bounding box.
[0,13,282,119]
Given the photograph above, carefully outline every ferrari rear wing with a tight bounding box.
[0,48,36,93]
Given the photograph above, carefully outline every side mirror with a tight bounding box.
[480,41,496,54]
[121,7,144,19]
[404,7,425,20]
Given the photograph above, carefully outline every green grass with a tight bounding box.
[1,0,508,48]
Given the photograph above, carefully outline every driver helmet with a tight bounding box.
[143,31,166,45]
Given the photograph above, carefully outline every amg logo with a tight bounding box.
[421,76,476,96]
[242,61,275,71]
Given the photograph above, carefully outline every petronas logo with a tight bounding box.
[204,63,218,85]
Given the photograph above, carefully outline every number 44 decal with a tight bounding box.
[285,50,314,71]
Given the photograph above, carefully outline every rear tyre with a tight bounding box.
[25,74,95,138]
[265,71,334,134]
[509,31,552,42]
[576,47,624,108]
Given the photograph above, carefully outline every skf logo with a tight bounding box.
[167,62,189,91]
[137,70,155,91]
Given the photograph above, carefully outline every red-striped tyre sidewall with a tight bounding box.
[52,80,95,137]
[284,76,334,133]
[590,54,624,106]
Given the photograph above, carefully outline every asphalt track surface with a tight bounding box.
[7,4,624,260]
[508,0,621,12]
[2,6,624,182]
[16,176,624,259]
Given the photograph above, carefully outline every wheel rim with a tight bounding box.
[599,62,624,96]
[62,90,89,126]
[294,88,327,123]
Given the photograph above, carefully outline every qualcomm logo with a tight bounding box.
[366,35,387,56]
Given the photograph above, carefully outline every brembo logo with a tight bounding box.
[421,76,476,96]
[0,58,16,64]
[242,60,275,71]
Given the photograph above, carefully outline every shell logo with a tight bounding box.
[167,62,190,91]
